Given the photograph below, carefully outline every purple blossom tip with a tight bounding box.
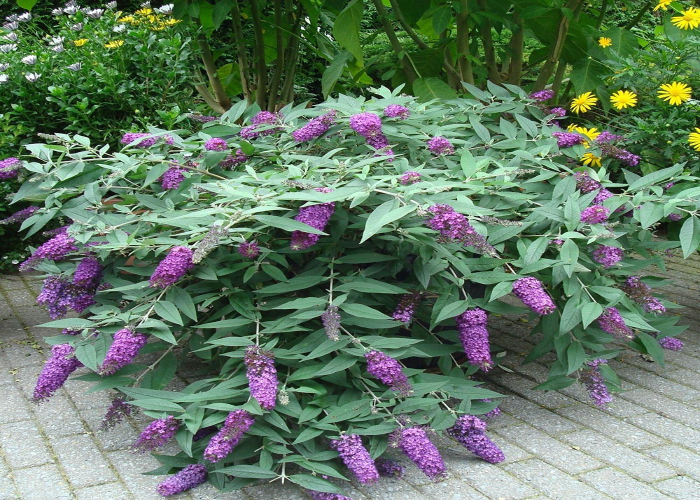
[597,307,635,340]
[290,191,335,250]
[156,464,207,497]
[580,205,610,224]
[203,410,255,463]
[244,346,278,410]
[658,337,684,351]
[134,416,180,453]
[399,171,421,185]
[100,328,148,375]
[392,292,421,323]
[160,167,185,190]
[384,104,410,119]
[238,241,260,259]
[592,245,624,268]
[446,415,505,463]
[149,246,194,288]
[582,359,613,407]
[365,350,412,396]
[204,137,228,151]
[397,427,446,480]
[529,89,555,102]
[512,277,556,315]
[330,434,379,484]
[0,157,22,179]
[427,136,455,156]
[33,344,82,402]
[456,308,492,371]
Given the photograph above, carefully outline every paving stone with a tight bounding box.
[0,458,18,500]
[0,277,29,291]
[13,364,44,400]
[647,445,700,481]
[63,378,112,410]
[82,409,140,451]
[0,420,53,469]
[499,395,581,435]
[50,434,116,488]
[0,384,31,425]
[12,306,50,327]
[495,424,601,474]
[619,388,700,430]
[243,482,309,500]
[0,342,46,369]
[613,364,700,401]
[626,413,700,452]
[457,462,537,499]
[654,476,700,500]
[76,482,132,500]
[0,320,30,341]
[580,467,671,499]
[561,430,675,481]
[4,289,36,308]
[32,395,86,437]
[13,464,72,500]
[415,478,488,500]
[106,450,166,500]
[490,375,577,409]
[662,368,700,391]
[504,459,604,500]
[191,482,251,499]
[555,405,665,450]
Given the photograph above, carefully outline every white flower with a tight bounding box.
[70,23,83,31]
[0,63,8,71]
[51,44,65,53]
[5,14,18,22]
[112,24,126,33]
[3,21,19,31]
[0,74,8,84]
[157,4,174,14]
[21,55,37,65]
[2,33,18,42]
[86,9,104,19]
[51,8,63,16]
[17,12,32,22]
[49,36,65,46]
[63,5,79,15]
[140,1,152,7]
[0,44,17,53]
[106,1,117,9]
[67,62,81,71]
[25,72,41,82]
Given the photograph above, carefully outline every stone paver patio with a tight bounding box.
[1,253,699,499]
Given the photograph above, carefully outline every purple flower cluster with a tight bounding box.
[399,171,422,185]
[188,114,218,123]
[156,464,207,497]
[549,107,567,117]
[595,131,625,144]
[73,256,103,289]
[427,136,455,156]
[582,359,613,407]
[220,149,249,169]
[33,344,82,402]
[580,205,610,224]
[456,308,492,371]
[204,137,227,151]
[512,277,557,315]
[149,246,194,288]
[529,89,555,102]
[593,188,613,204]
[597,307,635,340]
[238,241,260,259]
[480,399,501,419]
[100,328,148,375]
[425,204,496,256]
[121,133,174,148]
[623,276,666,314]
[36,275,96,318]
[592,245,624,268]
[20,232,78,271]
[161,166,185,190]
[349,112,383,137]
[397,427,446,480]
[308,491,352,500]
[330,434,379,484]
[0,157,21,180]
[321,305,341,341]
[384,104,410,119]
[101,396,133,430]
[365,350,412,396]
[134,416,180,452]
[244,346,278,410]
[392,292,421,323]
[290,189,335,250]
[292,110,337,143]
[376,458,405,478]
[600,144,640,166]
[552,132,585,148]
[446,415,505,463]
[574,171,601,193]
[668,213,681,221]
[240,111,281,140]
[0,206,37,225]
[659,337,684,351]
[203,409,255,463]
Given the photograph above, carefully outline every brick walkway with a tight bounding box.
[1,254,699,500]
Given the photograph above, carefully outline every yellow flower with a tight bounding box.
[582,152,602,168]
[671,8,700,30]
[118,15,135,24]
[573,126,600,142]
[689,128,700,152]
[104,40,125,49]
[658,82,692,105]
[163,18,181,26]
[610,90,638,110]
[571,92,598,114]
[654,0,672,11]
[598,37,612,48]
[73,38,88,47]
[135,8,153,16]
[150,24,166,31]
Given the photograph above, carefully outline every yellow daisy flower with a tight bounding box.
[582,152,602,168]
[572,126,601,142]
[689,128,700,152]
[163,19,181,26]
[598,37,612,48]
[104,40,125,49]
[118,15,135,24]
[654,0,672,11]
[658,82,692,105]
[610,90,638,110]
[135,8,154,16]
[150,24,166,31]
[73,38,88,47]
[571,92,598,114]
[671,8,700,30]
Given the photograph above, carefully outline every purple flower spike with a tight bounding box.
[593,188,613,205]
[0,157,21,180]
[597,307,635,340]
[425,204,496,256]
[552,132,585,148]
[33,344,82,402]
[392,292,421,323]
[574,171,601,193]
[244,346,278,410]
[529,89,555,102]
[595,131,625,144]
[330,434,379,484]
[399,171,421,185]
[455,308,492,371]
[157,464,207,497]
[101,396,133,430]
[240,111,281,140]
[308,491,352,500]
[149,246,194,288]
[549,107,567,117]
[20,232,78,271]
[134,416,180,453]
[592,245,624,268]
[365,350,412,396]
[37,275,71,319]
[292,110,337,143]
[238,241,260,259]
[121,133,173,148]
[446,415,505,463]
[623,276,666,314]
[161,167,185,190]
[397,427,446,480]
[582,359,613,407]
[203,409,255,463]
[204,137,227,151]
[349,112,383,137]
[659,337,684,351]
[220,149,249,169]
[384,104,410,119]
[427,136,454,156]
[512,277,556,315]
[0,206,38,225]
[322,305,341,341]
[580,205,610,224]
[376,458,405,478]
[100,328,148,375]
[290,189,335,250]
[73,256,103,289]
[480,399,501,419]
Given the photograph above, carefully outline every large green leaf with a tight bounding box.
[333,0,363,64]
[413,77,458,102]
[569,58,609,95]
[322,52,350,97]
[679,217,700,258]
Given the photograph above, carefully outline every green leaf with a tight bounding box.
[16,0,37,9]
[320,399,372,424]
[333,0,363,64]
[534,376,576,391]
[322,51,350,97]
[637,202,664,229]
[413,77,458,102]
[256,275,325,295]
[155,301,184,326]
[340,303,391,320]
[469,114,491,142]
[560,240,579,278]
[581,302,603,329]
[602,27,638,57]
[214,465,277,479]
[335,279,405,294]
[524,238,549,265]
[38,318,94,329]
[360,201,416,243]
[314,354,357,377]
[167,287,197,322]
[432,6,452,34]
[289,474,343,494]
[628,164,682,191]
[679,217,700,258]
[75,343,98,371]
[129,399,185,413]
[212,0,234,30]
[489,281,513,302]
[566,342,586,374]
[635,332,665,367]
[559,294,582,334]
[569,58,608,95]
[256,215,327,235]
[434,300,469,325]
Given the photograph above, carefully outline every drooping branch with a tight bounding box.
[249,0,268,108]
[371,0,419,84]
[455,0,474,85]
[475,0,501,85]
[231,0,253,104]
[197,36,232,111]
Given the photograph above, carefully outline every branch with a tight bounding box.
[596,0,609,29]
[533,0,583,90]
[267,0,286,111]
[475,0,501,85]
[371,0,418,84]
[194,82,227,115]
[280,2,303,104]
[455,0,474,85]
[249,0,268,108]
[197,36,232,111]
[506,12,524,85]
[231,0,253,104]
[624,1,653,29]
